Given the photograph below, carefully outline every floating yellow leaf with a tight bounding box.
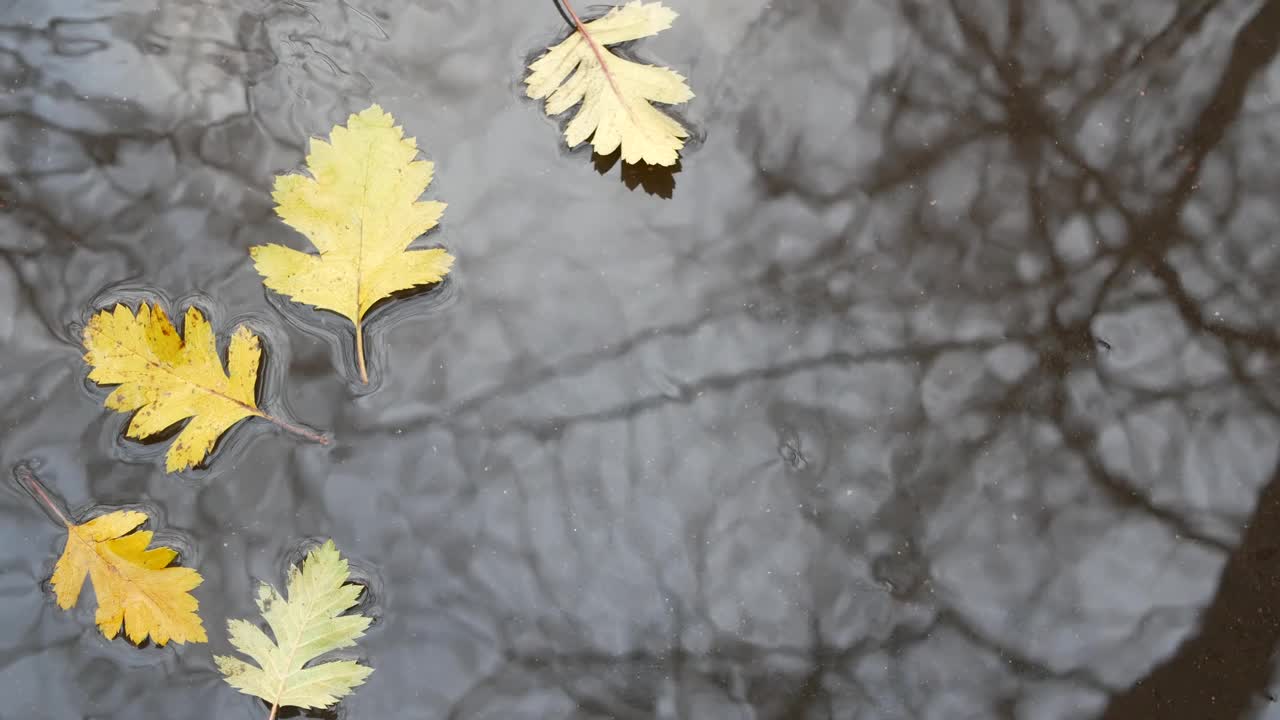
[49,507,206,645]
[82,302,327,472]
[251,104,455,384]
[525,1,694,166]
[215,540,373,718]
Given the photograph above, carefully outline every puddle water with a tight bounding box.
[3,1,1280,718]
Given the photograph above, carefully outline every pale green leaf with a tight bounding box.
[214,540,373,711]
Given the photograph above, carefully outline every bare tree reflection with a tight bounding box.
[425,0,1280,716]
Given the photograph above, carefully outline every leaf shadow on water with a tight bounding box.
[591,149,682,198]
[275,705,339,720]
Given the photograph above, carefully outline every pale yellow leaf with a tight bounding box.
[250,104,455,383]
[525,1,694,166]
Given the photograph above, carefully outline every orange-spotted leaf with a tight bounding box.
[82,302,327,472]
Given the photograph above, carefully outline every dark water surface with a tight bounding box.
[3,1,1280,718]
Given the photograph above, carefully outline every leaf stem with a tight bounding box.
[557,0,628,110]
[267,702,278,720]
[14,464,71,527]
[258,412,330,445]
[355,322,369,384]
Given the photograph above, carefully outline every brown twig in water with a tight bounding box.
[256,410,331,446]
[14,463,72,527]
